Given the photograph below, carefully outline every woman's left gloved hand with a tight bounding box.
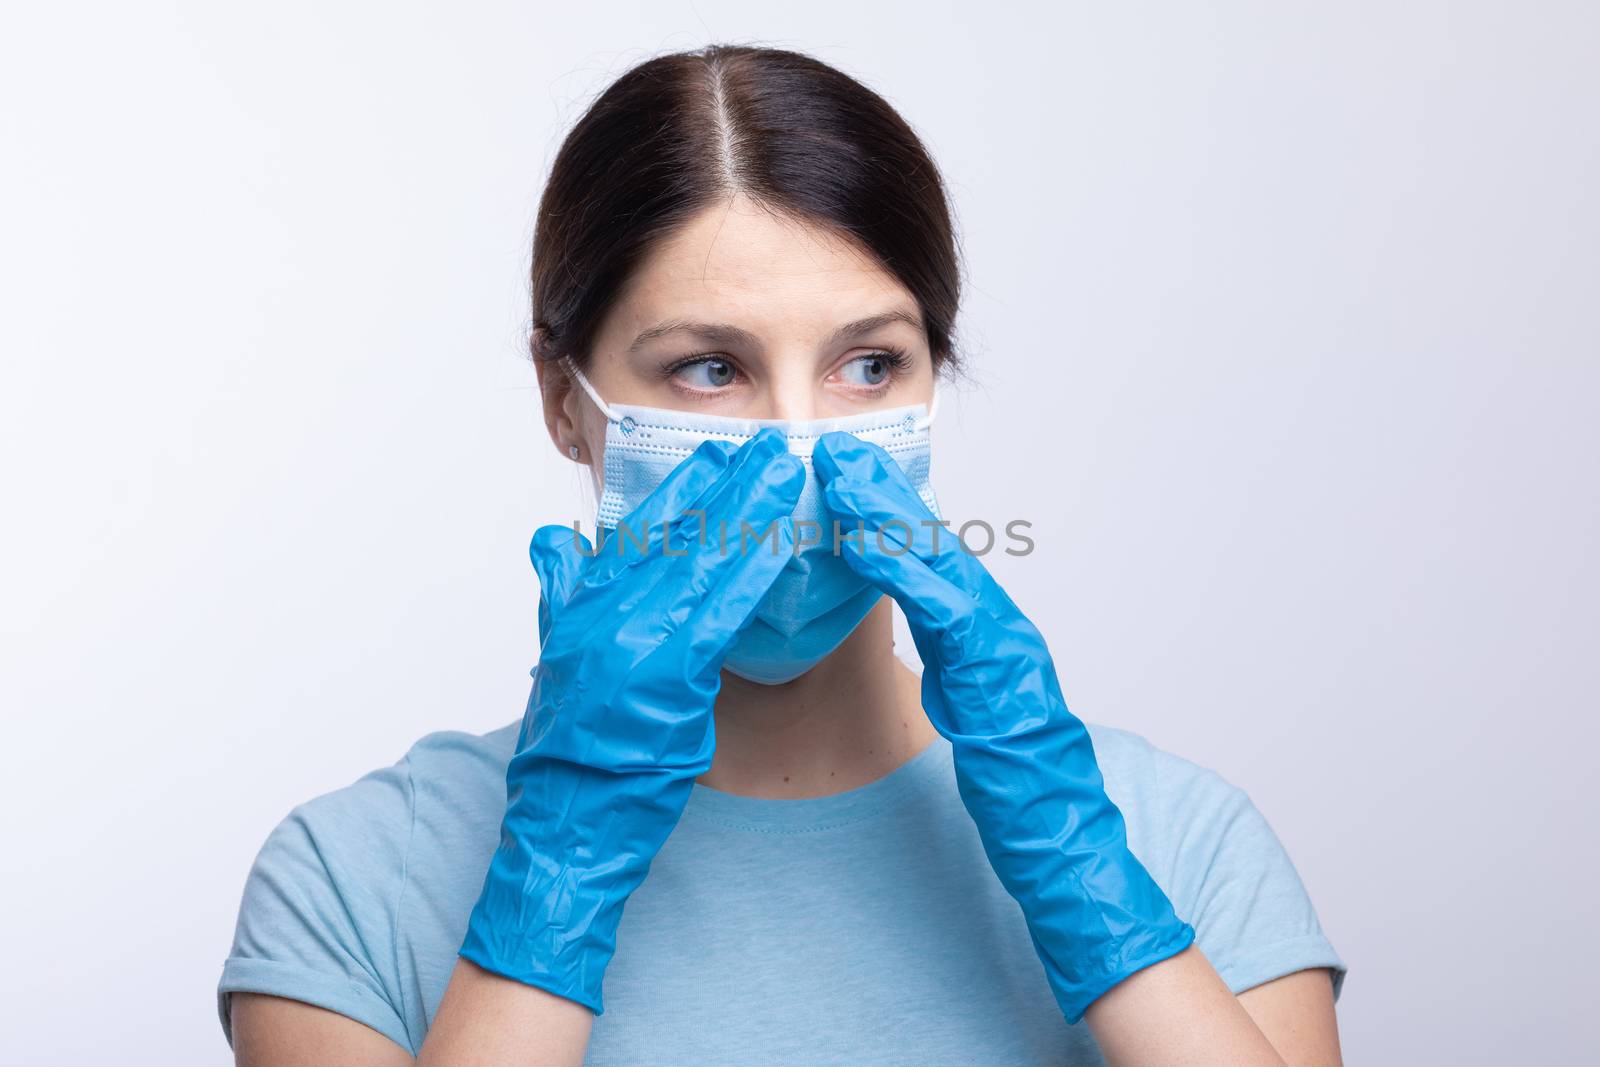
[813,431,1197,1025]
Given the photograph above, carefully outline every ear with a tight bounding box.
[533,352,585,464]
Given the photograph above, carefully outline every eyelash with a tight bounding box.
[663,348,913,391]
[854,346,913,378]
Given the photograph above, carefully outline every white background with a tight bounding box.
[3,3,1596,1063]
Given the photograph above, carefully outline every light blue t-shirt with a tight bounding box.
[218,719,1347,1063]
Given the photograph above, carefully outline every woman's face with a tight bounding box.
[539,193,937,483]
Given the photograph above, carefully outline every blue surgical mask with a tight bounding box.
[567,362,942,685]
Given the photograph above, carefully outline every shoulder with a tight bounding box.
[392,720,519,811]
[256,722,517,869]
[240,720,520,912]
[1083,720,1246,816]
[267,721,519,859]
[219,721,519,1052]
[1084,720,1349,1002]
[1081,719,1286,890]
[1081,720,1256,892]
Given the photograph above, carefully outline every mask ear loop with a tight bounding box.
[562,358,612,536]
[912,388,940,432]
[564,358,622,423]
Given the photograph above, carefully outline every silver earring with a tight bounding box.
[569,445,581,460]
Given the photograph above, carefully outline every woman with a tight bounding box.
[219,44,1347,1065]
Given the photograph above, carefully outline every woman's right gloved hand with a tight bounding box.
[460,428,804,1014]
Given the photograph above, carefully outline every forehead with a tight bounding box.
[612,196,915,328]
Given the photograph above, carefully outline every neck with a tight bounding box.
[698,599,941,799]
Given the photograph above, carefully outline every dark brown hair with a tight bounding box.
[528,44,965,376]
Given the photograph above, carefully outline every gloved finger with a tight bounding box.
[529,524,592,643]
[811,430,929,511]
[668,514,799,693]
[620,429,804,633]
[613,516,800,770]
[814,430,984,591]
[819,472,985,647]
[530,524,591,605]
[660,428,801,558]
[587,437,740,587]
[622,435,740,533]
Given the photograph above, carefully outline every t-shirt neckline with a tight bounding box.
[679,733,951,833]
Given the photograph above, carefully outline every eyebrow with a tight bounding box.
[628,309,925,352]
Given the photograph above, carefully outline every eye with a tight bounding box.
[672,357,738,390]
[839,352,895,387]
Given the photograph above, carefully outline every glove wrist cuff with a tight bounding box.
[458,857,629,1015]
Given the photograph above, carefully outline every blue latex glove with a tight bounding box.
[812,431,1197,1025]
[460,428,805,1013]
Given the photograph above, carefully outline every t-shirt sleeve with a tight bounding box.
[1159,758,1349,1002]
[217,755,419,1054]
